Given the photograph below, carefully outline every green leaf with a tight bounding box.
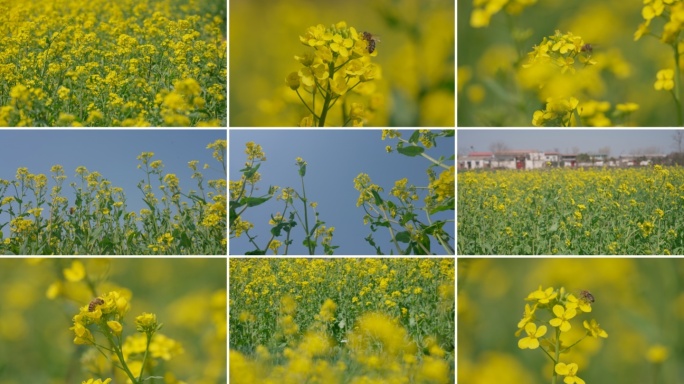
[364,234,384,255]
[395,231,411,243]
[409,130,420,144]
[372,217,390,228]
[298,164,306,177]
[271,220,297,237]
[242,196,271,207]
[371,190,383,206]
[423,221,445,235]
[428,197,454,214]
[442,129,455,137]
[309,220,323,237]
[302,237,316,248]
[400,212,416,226]
[188,194,207,205]
[241,163,261,179]
[397,146,424,157]
[245,249,266,255]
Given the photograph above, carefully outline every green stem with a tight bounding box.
[299,175,314,254]
[560,333,588,353]
[395,135,450,169]
[295,89,317,118]
[423,207,454,255]
[572,108,583,127]
[317,62,335,127]
[137,332,153,382]
[552,327,560,384]
[108,333,139,384]
[674,43,683,126]
[652,363,661,384]
[378,206,402,254]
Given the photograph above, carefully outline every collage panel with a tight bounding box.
[457,0,677,127]
[458,258,682,384]
[228,129,454,256]
[457,129,684,255]
[0,130,226,255]
[229,257,455,383]
[229,0,454,127]
[0,258,227,383]
[1,0,227,128]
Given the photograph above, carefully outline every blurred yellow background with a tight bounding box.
[229,0,455,127]
[458,258,682,384]
[0,258,226,384]
[457,0,684,126]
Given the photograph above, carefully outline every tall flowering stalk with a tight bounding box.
[635,2,684,126]
[520,30,639,127]
[517,286,608,384]
[353,130,454,255]
[70,291,182,384]
[229,142,337,255]
[286,22,382,127]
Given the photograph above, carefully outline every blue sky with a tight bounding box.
[0,129,226,238]
[458,129,684,156]
[229,129,455,255]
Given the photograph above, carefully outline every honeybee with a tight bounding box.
[580,43,594,54]
[88,297,104,312]
[361,31,380,54]
[579,290,595,303]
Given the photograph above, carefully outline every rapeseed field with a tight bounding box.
[458,166,684,255]
[0,0,226,127]
[229,258,455,383]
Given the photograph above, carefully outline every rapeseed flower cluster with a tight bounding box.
[0,259,225,383]
[0,0,226,127]
[230,142,337,255]
[517,286,607,384]
[460,0,651,126]
[0,140,226,254]
[70,290,184,383]
[458,166,684,255]
[459,258,684,384]
[230,258,454,383]
[287,21,382,126]
[353,129,454,255]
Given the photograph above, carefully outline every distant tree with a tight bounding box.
[598,146,611,157]
[490,141,509,153]
[576,153,591,162]
[458,145,472,155]
[669,152,684,166]
[673,130,684,154]
[631,146,662,156]
[572,146,580,154]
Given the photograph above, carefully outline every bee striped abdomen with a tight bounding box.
[88,298,104,312]
[361,31,379,54]
[579,290,595,303]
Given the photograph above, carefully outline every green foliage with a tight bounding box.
[230,258,455,383]
[0,140,226,255]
